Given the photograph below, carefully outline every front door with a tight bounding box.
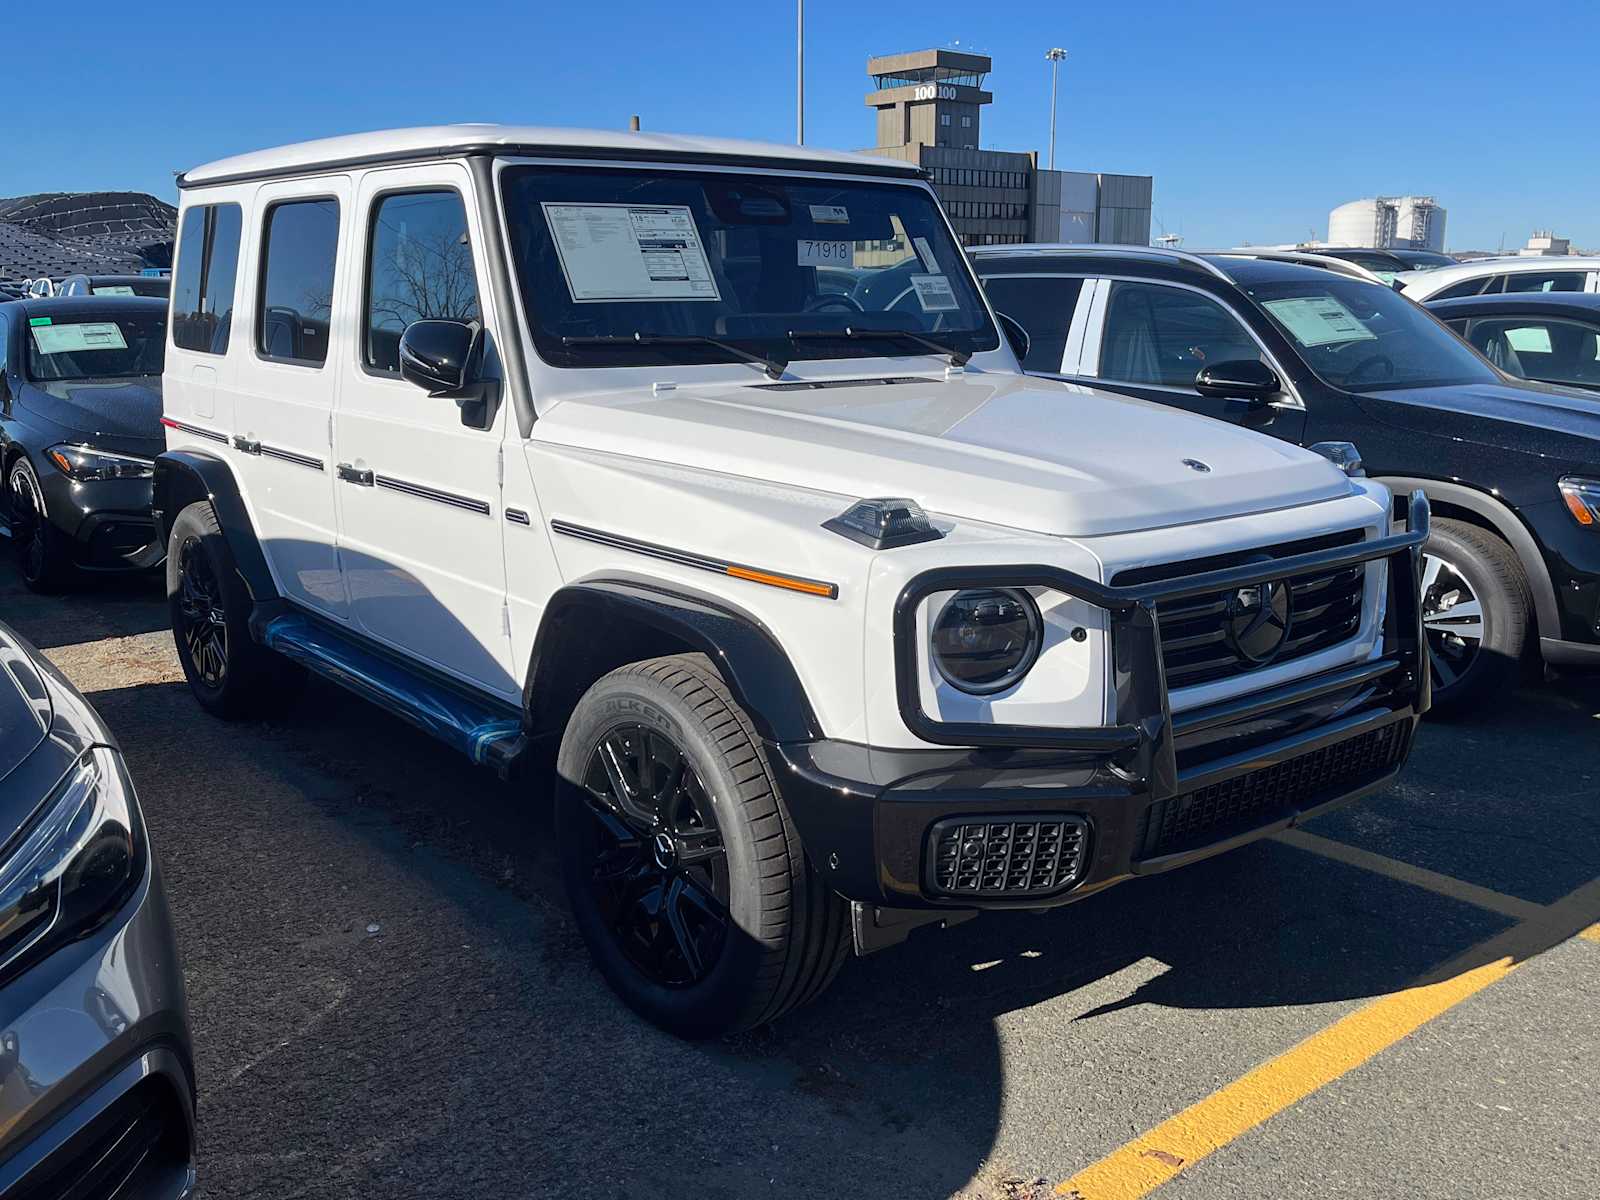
[331,164,515,699]
[1073,278,1307,444]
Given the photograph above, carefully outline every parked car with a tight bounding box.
[0,297,167,590]
[1399,255,1600,301]
[1426,292,1600,393]
[156,125,1427,1037]
[0,620,194,1198]
[58,274,171,300]
[1302,247,1456,283]
[972,243,1600,711]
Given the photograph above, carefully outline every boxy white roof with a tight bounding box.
[180,124,924,187]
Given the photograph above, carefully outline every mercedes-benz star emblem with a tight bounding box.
[1225,579,1292,664]
[652,832,678,870]
[1182,458,1212,473]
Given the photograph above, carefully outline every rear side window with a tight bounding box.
[979,275,1084,373]
[1504,271,1588,294]
[1430,278,1494,300]
[172,203,243,354]
[258,199,339,367]
[364,190,481,374]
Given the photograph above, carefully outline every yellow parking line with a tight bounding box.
[1055,877,1600,1200]
[1580,924,1600,945]
[1273,829,1546,922]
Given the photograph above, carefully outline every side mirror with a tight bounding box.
[995,312,1031,364]
[399,320,482,398]
[1194,358,1281,404]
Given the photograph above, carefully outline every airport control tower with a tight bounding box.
[865,49,993,151]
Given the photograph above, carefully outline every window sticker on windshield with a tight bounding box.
[1261,296,1376,347]
[910,273,958,312]
[30,321,128,354]
[809,204,849,224]
[797,239,854,268]
[913,236,941,273]
[1505,326,1553,354]
[542,203,720,303]
[92,285,136,296]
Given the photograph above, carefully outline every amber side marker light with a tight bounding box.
[726,565,838,599]
[1559,477,1600,527]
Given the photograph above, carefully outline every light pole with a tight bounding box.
[1045,47,1067,170]
[797,0,805,145]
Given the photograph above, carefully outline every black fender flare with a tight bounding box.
[524,578,823,745]
[1374,475,1558,637]
[152,451,279,604]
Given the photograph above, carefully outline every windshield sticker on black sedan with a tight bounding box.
[91,285,136,296]
[543,203,721,303]
[30,321,129,354]
[910,273,958,312]
[1261,295,1377,347]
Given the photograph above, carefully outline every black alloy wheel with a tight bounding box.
[7,459,64,590]
[175,535,229,688]
[577,725,730,988]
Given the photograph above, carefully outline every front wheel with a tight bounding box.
[1420,518,1530,717]
[555,654,850,1038]
[7,457,71,592]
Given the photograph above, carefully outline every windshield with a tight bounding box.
[25,313,165,381]
[1245,278,1500,392]
[500,166,998,371]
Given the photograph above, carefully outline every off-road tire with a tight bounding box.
[555,653,850,1038]
[1423,517,1529,717]
[167,500,303,719]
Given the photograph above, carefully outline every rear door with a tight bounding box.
[330,163,514,699]
[1071,278,1307,442]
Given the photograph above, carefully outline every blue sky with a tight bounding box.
[9,0,1595,251]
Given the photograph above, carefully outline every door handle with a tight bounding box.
[336,463,375,486]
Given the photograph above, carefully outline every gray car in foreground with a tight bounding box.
[0,621,193,1197]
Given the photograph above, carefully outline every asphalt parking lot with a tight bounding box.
[4,558,1597,1200]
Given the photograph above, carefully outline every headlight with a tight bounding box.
[930,588,1043,694]
[1308,441,1365,477]
[0,747,143,980]
[1559,477,1600,527]
[45,444,154,482]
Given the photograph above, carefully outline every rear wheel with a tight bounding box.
[167,501,302,719]
[7,457,71,592]
[1421,518,1529,716]
[555,654,849,1038]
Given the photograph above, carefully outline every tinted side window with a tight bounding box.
[364,190,481,374]
[172,203,243,354]
[1100,282,1262,388]
[258,199,339,367]
[979,275,1084,373]
[1503,270,1588,294]
[1466,317,1600,387]
[1430,278,1493,300]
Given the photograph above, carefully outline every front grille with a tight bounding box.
[1115,530,1369,689]
[1143,719,1411,858]
[928,816,1089,898]
[14,1077,192,1200]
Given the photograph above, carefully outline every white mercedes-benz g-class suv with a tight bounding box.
[154,125,1429,1037]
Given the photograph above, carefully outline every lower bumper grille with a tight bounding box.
[1143,719,1411,858]
[13,1077,192,1200]
[928,816,1089,898]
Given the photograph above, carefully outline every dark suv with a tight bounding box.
[973,245,1600,713]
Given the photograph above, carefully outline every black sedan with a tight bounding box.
[1427,292,1600,393]
[0,620,194,1196]
[0,297,166,591]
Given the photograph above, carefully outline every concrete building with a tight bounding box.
[859,48,1151,248]
[1519,230,1572,257]
[1327,196,1446,252]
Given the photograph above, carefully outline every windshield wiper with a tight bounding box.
[787,325,971,368]
[561,333,787,380]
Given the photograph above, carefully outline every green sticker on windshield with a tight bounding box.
[28,316,52,327]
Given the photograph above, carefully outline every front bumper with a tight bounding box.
[772,491,1430,931]
[0,862,195,1198]
[37,469,162,571]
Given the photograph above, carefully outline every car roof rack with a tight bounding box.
[971,242,1234,282]
[1213,248,1387,285]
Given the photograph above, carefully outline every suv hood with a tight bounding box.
[1355,380,1600,459]
[19,377,164,455]
[537,373,1351,537]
